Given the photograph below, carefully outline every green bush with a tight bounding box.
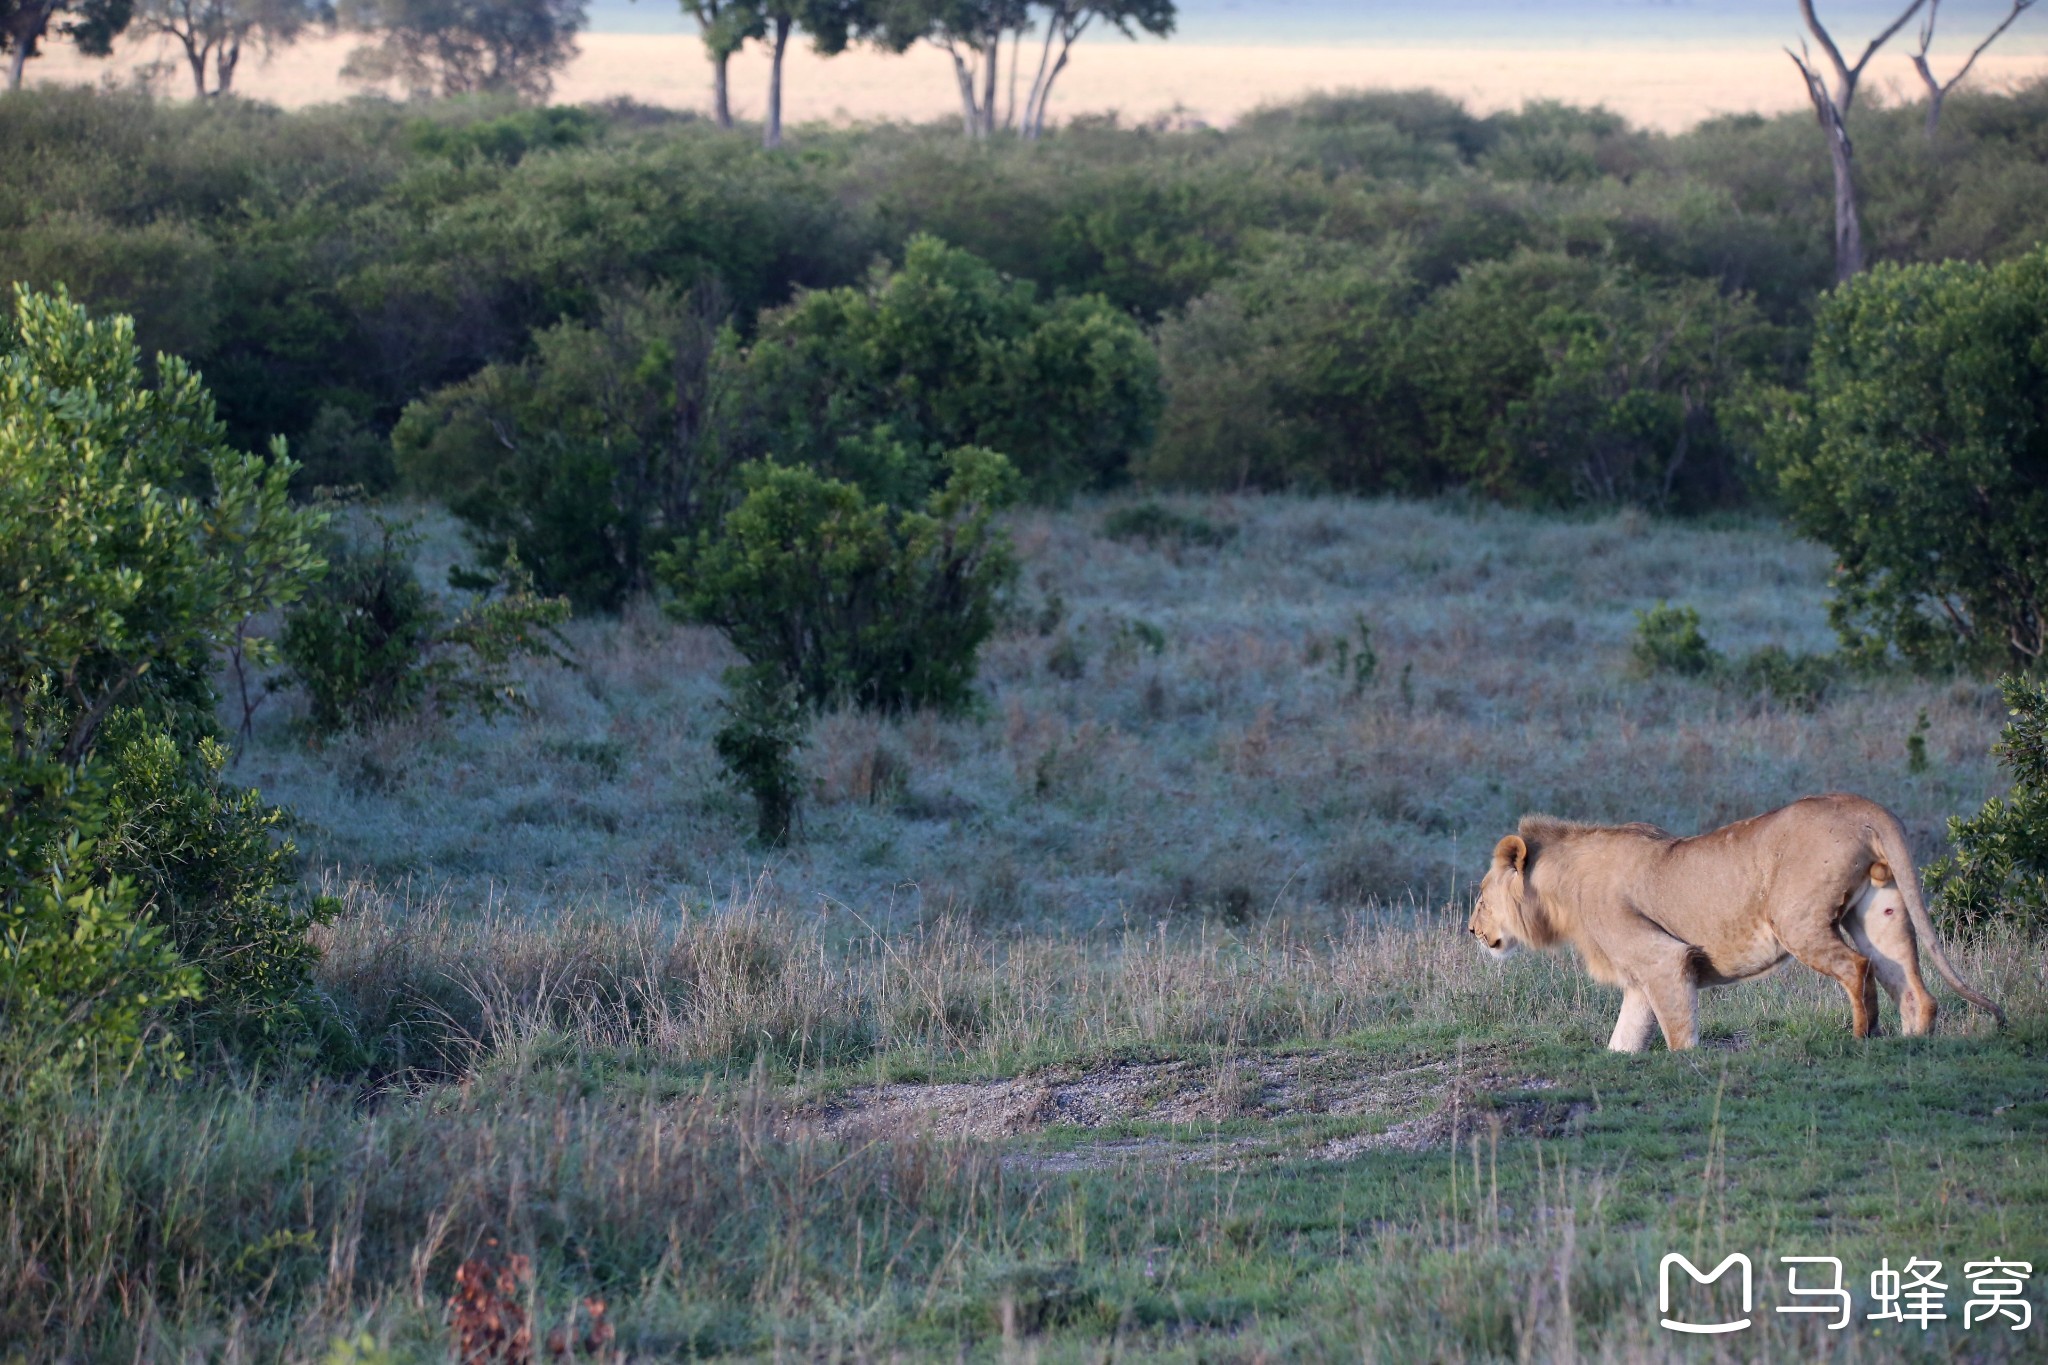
[1,769,200,1080]
[394,285,736,611]
[729,235,1162,498]
[1414,253,1770,509]
[1762,247,2048,672]
[93,712,337,1052]
[667,447,1019,716]
[280,515,572,736]
[1629,602,1717,677]
[1727,644,1837,712]
[0,285,323,1072]
[712,666,809,847]
[1145,240,1423,492]
[1927,674,2048,932]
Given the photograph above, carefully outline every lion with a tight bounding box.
[1465,793,2004,1051]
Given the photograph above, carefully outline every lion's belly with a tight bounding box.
[1692,931,1789,987]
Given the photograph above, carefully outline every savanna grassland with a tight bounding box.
[7,76,2048,1365]
[19,493,2035,1363]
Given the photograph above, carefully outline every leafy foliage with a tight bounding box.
[0,774,199,1081]
[0,284,323,768]
[1145,240,1418,492]
[0,286,324,1074]
[712,665,808,847]
[93,711,336,1051]
[1629,602,1716,678]
[669,447,1019,716]
[1763,247,2048,673]
[729,235,1161,498]
[394,286,733,610]
[1150,245,1774,506]
[1927,674,2048,931]
[1628,600,1839,708]
[280,515,572,736]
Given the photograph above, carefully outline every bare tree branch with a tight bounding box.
[1911,0,2038,137]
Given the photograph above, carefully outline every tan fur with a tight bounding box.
[1465,793,2004,1051]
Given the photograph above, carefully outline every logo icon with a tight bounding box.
[1660,1253,1753,1335]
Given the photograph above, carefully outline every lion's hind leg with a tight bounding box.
[1843,871,1938,1036]
[1781,909,1877,1038]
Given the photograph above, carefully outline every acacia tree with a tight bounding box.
[754,0,856,148]
[1,0,133,89]
[873,0,1024,137]
[339,0,584,100]
[1019,0,1170,139]
[1786,0,1928,283]
[1910,0,2038,139]
[678,0,762,128]
[137,0,327,97]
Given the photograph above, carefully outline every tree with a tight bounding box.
[338,0,585,100]
[677,0,762,128]
[1,0,133,90]
[1909,0,2038,140]
[136,0,327,97]
[757,0,856,149]
[1761,248,2048,672]
[1785,0,1931,282]
[1019,0,1171,139]
[872,0,1024,137]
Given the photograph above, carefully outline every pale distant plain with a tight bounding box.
[27,1,2048,132]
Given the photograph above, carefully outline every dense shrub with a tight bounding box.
[8,83,2048,512]
[394,285,734,609]
[1630,602,1715,677]
[1151,245,1771,505]
[712,666,809,847]
[1628,600,1840,708]
[1145,241,1421,491]
[1411,253,1771,509]
[1927,674,2048,931]
[280,515,572,736]
[0,287,323,1071]
[1763,247,2048,673]
[0,775,199,1080]
[728,236,1161,499]
[667,447,1019,716]
[93,712,336,1052]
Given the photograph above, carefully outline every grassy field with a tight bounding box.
[14,494,2046,1362]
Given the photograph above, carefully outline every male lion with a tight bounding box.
[1466,793,2004,1051]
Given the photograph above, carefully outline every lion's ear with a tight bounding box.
[1493,834,1528,874]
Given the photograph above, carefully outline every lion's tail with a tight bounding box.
[1871,811,2007,1028]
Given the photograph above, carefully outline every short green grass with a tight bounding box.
[8,494,2043,1362]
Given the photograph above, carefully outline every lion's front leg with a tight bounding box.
[1607,987,1658,1052]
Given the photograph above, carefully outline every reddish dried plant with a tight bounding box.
[448,1248,614,1365]
[449,1252,534,1364]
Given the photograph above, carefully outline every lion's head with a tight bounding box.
[1467,833,1531,959]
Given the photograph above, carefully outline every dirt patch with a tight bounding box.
[799,1050,1562,1165]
